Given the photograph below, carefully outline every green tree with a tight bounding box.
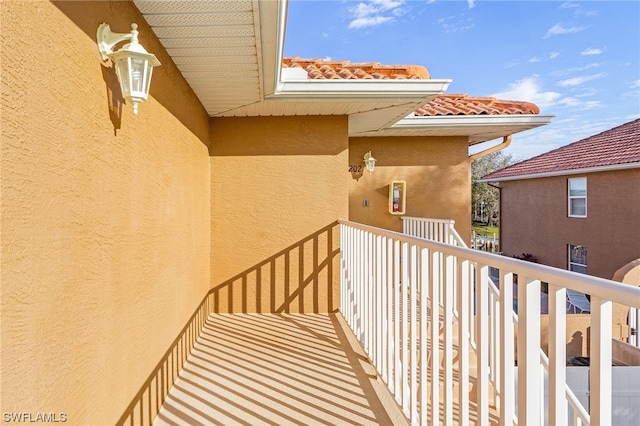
[471,151,516,226]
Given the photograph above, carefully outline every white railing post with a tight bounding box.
[517,277,542,425]
[590,296,612,425]
[430,248,441,426]
[548,283,567,425]
[457,258,470,425]
[400,242,409,414]
[476,264,490,425]
[419,247,429,425]
[444,254,454,424]
[499,271,515,424]
[409,244,419,422]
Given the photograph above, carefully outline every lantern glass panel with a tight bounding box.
[130,57,145,94]
[115,57,131,97]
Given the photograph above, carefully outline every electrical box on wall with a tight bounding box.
[389,180,406,215]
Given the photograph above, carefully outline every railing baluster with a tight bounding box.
[430,249,440,425]
[499,270,515,424]
[457,258,470,426]
[420,247,429,425]
[378,235,386,380]
[517,276,542,425]
[444,254,454,424]
[410,244,418,422]
[590,296,612,425]
[394,239,401,400]
[387,237,394,391]
[476,264,490,425]
[401,241,410,415]
[548,283,567,425]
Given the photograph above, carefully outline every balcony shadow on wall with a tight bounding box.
[211,222,341,314]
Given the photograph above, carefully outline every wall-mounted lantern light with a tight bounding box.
[97,23,160,114]
[363,151,377,174]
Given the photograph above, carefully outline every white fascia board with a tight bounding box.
[268,79,452,101]
[477,161,640,183]
[392,114,554,130]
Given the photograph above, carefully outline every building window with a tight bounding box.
[568,245,587,274]
[568,177,587,217]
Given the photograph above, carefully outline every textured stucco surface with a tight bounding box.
[210,116,348,313]
[349,136,472,242]
[500,169,640,280]
[1,1,211,423]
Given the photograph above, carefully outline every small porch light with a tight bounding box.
[363,151,377,174]
[97,23,160,114]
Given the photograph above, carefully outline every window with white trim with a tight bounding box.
[568,177,587,217]
[568,245,587,274]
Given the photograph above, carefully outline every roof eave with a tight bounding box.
[394,113,554,130]
[478,161,640,183]
[268,79,452,101]
[352,113,554,141]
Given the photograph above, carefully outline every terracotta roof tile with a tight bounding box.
[415,94,540,116]
[482,119,640,180]
[283,57,430,79]
[283,58,541,116]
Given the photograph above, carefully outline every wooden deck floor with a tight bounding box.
[153,313,408,426]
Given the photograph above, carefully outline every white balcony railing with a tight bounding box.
[402,216,467,247]
[339,219,640,425]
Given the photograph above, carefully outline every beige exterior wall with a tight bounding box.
[1,2,211,423]
[210,116,348,313]
[349,136,472,242]
[500,169,640,280]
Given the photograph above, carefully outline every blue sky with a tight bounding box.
[284,0,640,160]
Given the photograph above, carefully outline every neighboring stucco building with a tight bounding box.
[1,1,551,423]
[480,119,640,280]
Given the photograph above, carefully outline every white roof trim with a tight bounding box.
[269,79,452,100]
[478,161,640,183]
[392,114,554,130]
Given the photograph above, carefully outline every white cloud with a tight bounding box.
[581,48,603,55]
[348,0,405,29]
[491,77,561,108]
[557,97,601,109]
[437,16,475,33]
[631,80,640,89]
[560,2,580,9]
[551,62,600,77]
[543,23,587,39]
[468,0,475,9]
[528,52,559,63]
[557,72,606,87]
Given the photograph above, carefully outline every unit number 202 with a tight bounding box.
[348,165,363,173]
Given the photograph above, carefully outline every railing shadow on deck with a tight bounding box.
[116,292,213,426]
[116,222,341,425]
[211,221,341,314]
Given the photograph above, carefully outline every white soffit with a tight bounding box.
[353,114,555,144]
[133,0,276,117]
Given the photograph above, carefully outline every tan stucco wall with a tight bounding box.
[1,2,211,423]
[349,136,472,242]
[500,169,640,279]
[210,116,348,313]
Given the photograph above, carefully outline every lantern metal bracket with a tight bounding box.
[97,23,135,61]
